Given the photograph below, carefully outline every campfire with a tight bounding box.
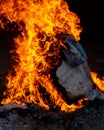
[0,0,104,113]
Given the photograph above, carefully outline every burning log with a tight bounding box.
[56,34,104,101]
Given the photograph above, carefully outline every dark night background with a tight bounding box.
[0,0,104,75]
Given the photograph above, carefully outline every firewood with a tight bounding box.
[0,102,27,112]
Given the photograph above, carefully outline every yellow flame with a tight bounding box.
[91,72,104,92]
[0,0,85,112]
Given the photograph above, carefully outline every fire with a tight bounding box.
[0,0,85,112]
[91,72,104,92]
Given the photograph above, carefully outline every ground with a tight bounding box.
[0,99,104,130]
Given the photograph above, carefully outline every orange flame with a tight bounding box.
[91,72,104,92]
[0,0,85,112]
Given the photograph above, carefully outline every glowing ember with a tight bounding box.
[0,0,86,112]
[91,72,104,92]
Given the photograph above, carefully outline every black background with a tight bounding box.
[66,0,104,43]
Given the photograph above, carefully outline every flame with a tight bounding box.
[0,0,85,112]
[91,72,104,92]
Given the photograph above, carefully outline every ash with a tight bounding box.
[0,100,104,130]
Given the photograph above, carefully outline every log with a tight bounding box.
[56,60,104,101]
[0,102,27,112]
[56,60,93,99]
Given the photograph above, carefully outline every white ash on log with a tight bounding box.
[0,102,27,112]
[56,35,104,101]
[56,60,93,99]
